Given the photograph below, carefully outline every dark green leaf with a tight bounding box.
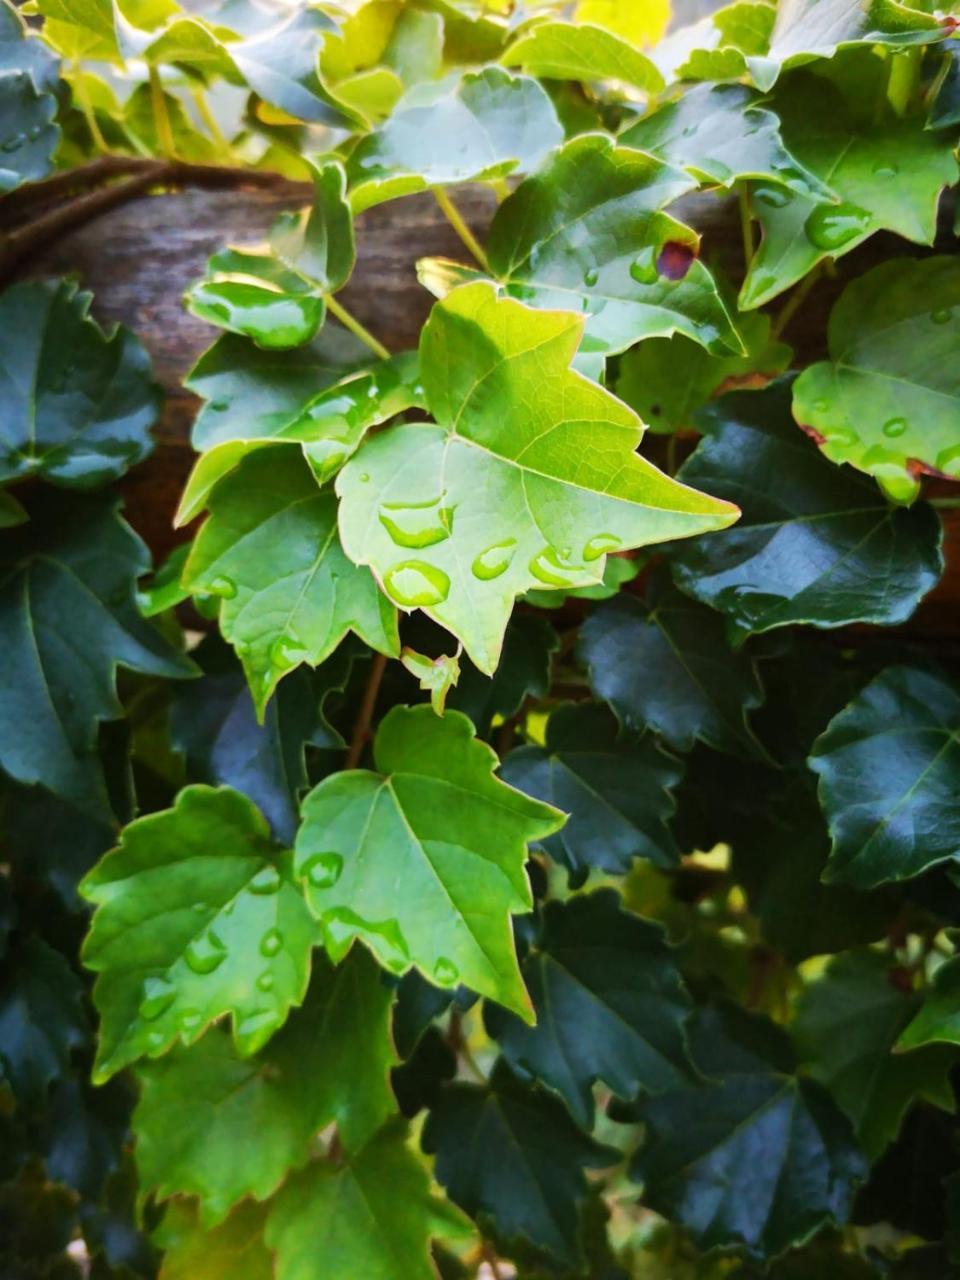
[0,936,87,1105]
[0,1,60,192]
[152,1200,273,1280]
[899,954,960,1053]
[447,615,558,737]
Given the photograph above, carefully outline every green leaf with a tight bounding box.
[501,20,664,92]
[485,890,694,1126]
[614,309,792,435]
[500,702,682,880]
[578,574,765,756]
[455,132,742,360]
[265,1120,472,1280]
[177,352,424,524]
[337,283,738,673]
[792,257,960,503]
[383,8,444,90]
[81,785,318,1081]
[899,955,960,1053]
[446,615,558,737]
[347,67,563,213]
[629,1003,867,1261]
[740,69,958,310]
[153,1200,273,1280]
[0,279,160,489]
[0,489,26,527]
[792,950,957,1160]
[667,379,944,634]
[183,448,399,717]
[134,947,397,1223]
[0,491,193,817]
[621,83,827,196]
[401,648,461,716]
[929,42,960,128]
[295,705,563,1019]
[422,1062,617,1267]
[768,0,943,67]
[651,1,776,88]
[809,666,960,889]
[0,0,60,192]
[0,936,87,1105]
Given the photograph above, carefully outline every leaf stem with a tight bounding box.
[72,65,111,153]
[345,651,388,769]
[191,88,231,156]
[325,293,391,360]
[888,47,921,117]
[771,263,823,341]
[149,65,177,159]
[930,497,960,509]
[738,185,754,272]
[433,187,490,271]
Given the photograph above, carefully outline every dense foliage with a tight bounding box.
[3,0,960,1275]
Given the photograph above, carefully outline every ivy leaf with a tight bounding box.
[265,1120,472,1280]
[629,1004,867,1261]
[422,1062,617,1267]
[457,133,742,360]
[809,667,960,890]
[447,615,558,737]
[177,352,424,525]
[792,257,960,504]
[80,785,318,1082]
[337,283,738,673]
[295,705,563,1019]
[134,948,397,1224]
[400,648,461,716]
[500,702,682,880]
[0,936,87,1106]
[768,0,943,67]
[741,70,958,310]
[621,83,828,196]
[183,448,399,717]
[614,309,792,435]
[899,955,960,1054]
[347,67,563,213]
[501,20,664,92]
[792,950,957,1161]
[578,575,765,756]
[667,380,944,634]
[0,1,59,192]
[0,491,193,817]
[153,1200,273,1280]
[0,279,160,489]
[484,890,694,1126]
[651,1,776,88]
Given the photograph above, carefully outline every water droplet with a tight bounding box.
[378,495,455,548]
[821,425,857,449]
[236,1009,281,1052]
[323,907,410,971]
[803,201,871,251]
[873,162,898,178]
[210,398,229,413]
[433,956,459,985]
[138,976,176,1022]
[206,575,237,599]
[813,399,829,413]
[384,560,450,607]
[471,539,517,581]
[359,472,370,483]
[256,971,275,992]
[935,443,960,478]
[629,247,659,285]
[753,185,790,209]
[1,132,26,154]
[179,1008,203,1033]
[192,902,206,913]
[583,266,599,287]
[303,851,344,890]
[529,547,583,587]
[932,308,952,325]
[269,634,308,669]
[249,864,282,895]
[583,533,621,562]
[260,928,283,958]
[185,929,228,975]
[306,444,348,483]
[882,417,908,439]
[147,1029,167,1050]
[862,445,916,503]
[682,123,697,137]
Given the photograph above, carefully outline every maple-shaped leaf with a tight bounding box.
[153,1200,273,1280]
[183,448,399,717]
[628,1003,866,1261]
[810,667,960,890]
[134,948,396,1224]
[899,955,960,1055]
[295,705,562,1019]
[0,279,159,489]
[578,574,765,757]
[265,1120,472,1280]
[185,161,355,351]
[485,890,695,1126]
[740,68,958,309]
[768,0,943,68]
[500,702,682,880]
[501,20,664,92]
[81,786,318,1082]
[0,936,87,1106]
[793,257,960,504]
[0,0,59,192]
[422,1062,617,1267]
[0,491,194,817]
[668,380,944,634]
[793,950,957,1161]
[347,66,563,213]
[337,283,738,673]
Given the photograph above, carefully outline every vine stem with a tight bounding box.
[930,497,960,509]
[325,293,391,360]
[771,262,823,340]
[738,185,754,271]
[433,187,490,270]
[72,66,111,154]
[149,66,177,159]
[192,88,232,155]
[344,652,388,769]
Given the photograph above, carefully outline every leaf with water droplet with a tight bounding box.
[296,705,563,1019]
[183,449,399,717]
[793,257,960,503]
[80,786,318,1082]
[338,283,738,672]
[400,647,461,715]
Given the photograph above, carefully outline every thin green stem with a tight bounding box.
[888,47,922,117]
[771,263,823,341]
[149,65,177,159]
[325,293,391,360]
[433,187,490,271]
[192,88,231,156]
[930,497,960,509]
[738,185,755,272]
[72,66,110,153]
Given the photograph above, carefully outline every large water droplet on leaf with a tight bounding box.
[433,956,459,985]
[583,266,599,287]
[179,1008,202,1034]
[529,547,584,587]
[324,907,410,972]
[260,928,283,957]
[629,247,659,285]
[270,634,309,669]
[803,202,871,251]
[185,929,228,975]
[303,851,344,889]
[256,971,275,992]
[753,185,790,209]
[882,417,908,439]
[206,575,237,599]
[583,533,621,562]
[384,561,450,606]
[236,1009,281,1054]
[139,976,176,1022]
[472,539,517,580]
[248,865,282,895]
[378,495,455,548]
[935,443,960,477]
